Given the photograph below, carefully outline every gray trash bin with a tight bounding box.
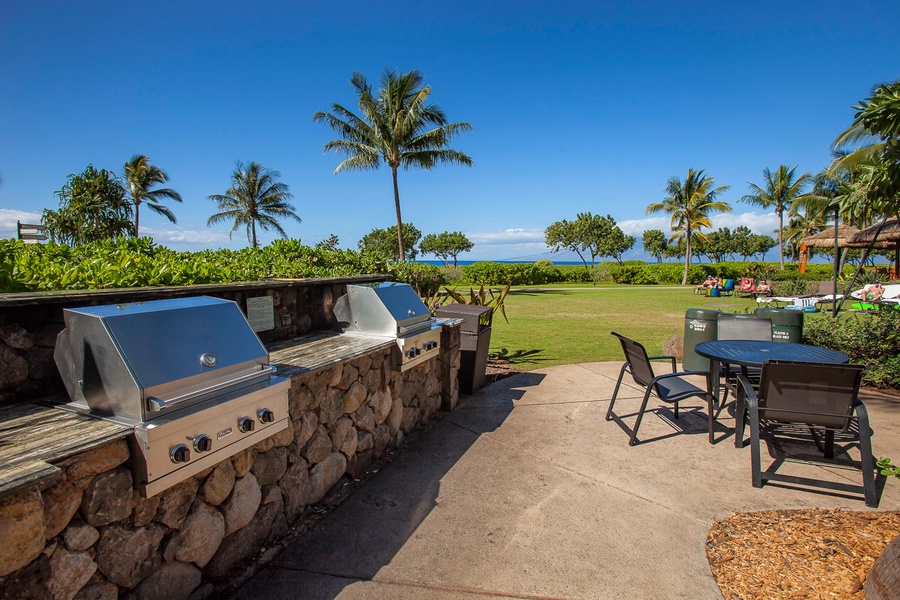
[683,308,719,372]
[754,308,803,343]
[435,304,493,394]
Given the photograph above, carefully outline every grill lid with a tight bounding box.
[334,283,431,336]
[54,296,271,423]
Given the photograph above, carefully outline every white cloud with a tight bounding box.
[618,211,779,237]
[465,228,546,245]
[142,226,233,246]
[0,209,43,239]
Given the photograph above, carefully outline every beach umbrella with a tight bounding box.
[797,224,860,276]
[847,217,900,278]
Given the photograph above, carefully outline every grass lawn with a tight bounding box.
[487,286,763,370]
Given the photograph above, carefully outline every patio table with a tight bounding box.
[695,340,850,406]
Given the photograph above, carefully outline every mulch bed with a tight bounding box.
[483,356,523,385]
[707,509,900,599]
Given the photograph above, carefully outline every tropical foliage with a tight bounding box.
[42,164,133,245]
[646,169,731,284]
[123,155,182,237]
[314,68,473,261]
[0,237,446,295]
[358,223,422,260]
[642,229,668,263]
[207,161,301,248]
[740,165,815,270]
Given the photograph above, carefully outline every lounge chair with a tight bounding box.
[734,360,877,507]
[735,278,755,298]
[607,332,715,445]
[718,279,735,297]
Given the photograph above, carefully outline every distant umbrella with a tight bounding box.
[800,224,861,249]
[847,217,900,278]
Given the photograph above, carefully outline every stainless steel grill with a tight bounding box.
[333,283,442,371]
[54,296,289,497]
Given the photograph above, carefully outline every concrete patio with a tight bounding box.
[233,362,900,600]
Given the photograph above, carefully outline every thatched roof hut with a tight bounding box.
[847,217,900,245]
[800,225,861,249]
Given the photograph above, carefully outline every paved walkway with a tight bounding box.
[233,362,900,600]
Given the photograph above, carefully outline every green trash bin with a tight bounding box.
[684,308,719,371]
[754,307,803,343]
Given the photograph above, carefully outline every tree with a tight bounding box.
[700,228,735,263]
[646,169,731,285]
[315,234,340,250]
[42,164,133,245]
[358,223,422,260]
[123,155,182,237]
[314,69,473,262]
[545,213,634,268]
[740,165,814,270]
[831,79,900,213]
[642,229,668,263]
[732,226,754,261]
[206,161,301,249]
[419,231,474,267]
[748,234,776,261]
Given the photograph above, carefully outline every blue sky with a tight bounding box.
[1,1,898,260]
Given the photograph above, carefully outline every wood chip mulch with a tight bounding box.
[707,509,900,599]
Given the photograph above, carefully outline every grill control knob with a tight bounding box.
[238,417,255,433]
[405,349,416,359]
[193,435,212,453]
[415,347,421,356]
[258,408,275,423]
[170,444,191,464]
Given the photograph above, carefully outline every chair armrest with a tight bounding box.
[736,374,759,402]
[648,355,677,372]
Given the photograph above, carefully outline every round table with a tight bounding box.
[695,340,849,406]
[695,340,849,368]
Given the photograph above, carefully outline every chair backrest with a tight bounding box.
[716,314,772,341]
[721,279,735,291]
[757,360,865,430]
[816,281,837,296]
[739,277,754,290]
[611,332,655,388]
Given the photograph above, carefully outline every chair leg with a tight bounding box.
[707,394,715,444]
[734,386,747,448]
[628,387,654,446]
[855,403,878,508]
[673,400,679,420]
[748,398,762,488]
[606,363,629,421]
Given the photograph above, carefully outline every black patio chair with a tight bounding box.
[715,315,772,406]
[734,360,877,507]
[607,332,715,445]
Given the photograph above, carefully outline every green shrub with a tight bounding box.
[387,262,446,296]
[589,263,615,283]
[609,264,657,284]
[803,311,900,389]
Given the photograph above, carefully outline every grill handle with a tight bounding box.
[147,365,278,412]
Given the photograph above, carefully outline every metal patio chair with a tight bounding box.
[607,332,715,445]
[715,315,772,406]
[734,360,877,507]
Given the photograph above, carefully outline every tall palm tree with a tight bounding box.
[123,155,182,237]
[740,165,814,270]
[314,69,473,261]
[206,161,301,248]
[646,169,731,285]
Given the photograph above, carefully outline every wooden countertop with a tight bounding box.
[268,331,396,379]
[0,402,130,498]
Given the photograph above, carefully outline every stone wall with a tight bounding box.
[0,327,461,599]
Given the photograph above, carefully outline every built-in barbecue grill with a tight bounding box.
[333,283,442,371]
[53,296,289,497]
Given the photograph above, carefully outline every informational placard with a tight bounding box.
[246,296,275,332]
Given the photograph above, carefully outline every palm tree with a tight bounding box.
[206,161,301,248]
[123,155,182,237]
[740,165,814,270]
[314,69,473,261]
[646,169,731,285]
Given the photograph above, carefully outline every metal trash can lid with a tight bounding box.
[685,308,720,320]
[754,307,804,326]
